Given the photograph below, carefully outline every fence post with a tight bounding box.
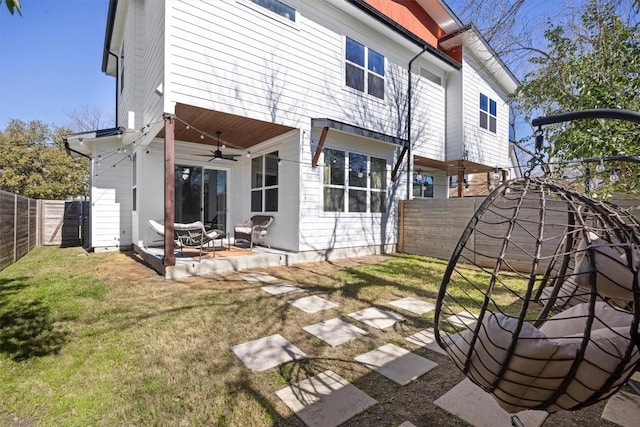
[398,200,405,253]
[13,193,17,262]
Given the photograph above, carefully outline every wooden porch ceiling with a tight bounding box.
[159,103,296,149]
[414,155,495,176]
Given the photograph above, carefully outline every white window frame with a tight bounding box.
[344,36,385,100]
[479,93,497,133]
[322,148,387,214]
[251,151,279,213]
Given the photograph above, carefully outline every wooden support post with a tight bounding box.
[311,126,329,167]
[457,160,465,198]
[163,113,176,267]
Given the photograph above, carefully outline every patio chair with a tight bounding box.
[148,219,225,260]
[233,215,273,249]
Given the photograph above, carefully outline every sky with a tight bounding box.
[0,0,114,129]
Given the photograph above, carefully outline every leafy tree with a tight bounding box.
[0,120,89,199]
[513,0,640,195]
[1,0,21,15]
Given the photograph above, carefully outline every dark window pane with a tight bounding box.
[489,99,497,116]
[346,37,365,65]
[265,151,278,186]
[132,188,137,211]
[251,190,262,212]
[412,183,422,198]
[250,0,295,21]
[480,111,488,129]
[480,93,488,111]
[349,153,367,187]
[368,74,384,99]
[265,188,278,212]
[346,63,364,91]
[368,49,384,76]
[370,191,386,213]
[370,157,386,190]
[324,148,345,185]
[423,176,434,198]
[349,189,367,212]
[324,187,344,212]
[251,157,263,188]
[489,116,497,133]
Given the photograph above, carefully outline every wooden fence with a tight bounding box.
[0,189,89,271]
[398,192,640,268]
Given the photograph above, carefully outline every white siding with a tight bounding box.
[460,52,510,168]
[298,130,400,251]
[446,70,463,160]
[90,143,133,250]
[411,63,447,161]
[164,0,451,138]
[142,0,165,126]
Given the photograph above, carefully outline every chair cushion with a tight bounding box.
[234,226,252,234]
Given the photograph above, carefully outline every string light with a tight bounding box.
[596,159,606,172]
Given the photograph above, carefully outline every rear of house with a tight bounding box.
[64,0,518,272]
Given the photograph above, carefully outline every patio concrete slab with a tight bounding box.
[347,307,405,330]
[231,334,306,372]
[240,272,279,283]
[434,378,548,427]
[601,391,640,427]
[405,328,448,356]
[444,311,477,328]
[289,295,339,314]
[303,318,367,346]
[389,297,435,315]
[261,283,303,297]
[276,369,377,427]
[354,343,438,386]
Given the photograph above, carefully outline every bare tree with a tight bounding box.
[64,105,115,132]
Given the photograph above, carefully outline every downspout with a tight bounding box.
[107,50,119,126]
[407,46,429,199]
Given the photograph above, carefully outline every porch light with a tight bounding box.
[246,151,251,158]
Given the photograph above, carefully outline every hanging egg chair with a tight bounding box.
[434,109,640,414]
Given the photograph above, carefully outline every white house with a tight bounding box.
[64,0,518,277]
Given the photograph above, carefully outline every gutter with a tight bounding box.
[345,0,461,70]
[101,0,118,73]
[63,138,92,160]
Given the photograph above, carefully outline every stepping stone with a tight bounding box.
[354,343,438,386]
[231,334,305,371]
[399,422,417,427]
[405,328,448,356]
[389,297,435,315]
[303,318,367,347]
[434,378,548,427]
[276,369,377,427]
[444,311,477,328]
[289,295,339,313]
[601,390,640,427]
[261,283,303,296]
[240,272,279,283]
[347,307,405,330]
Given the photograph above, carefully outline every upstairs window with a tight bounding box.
[345,37,385,99]
[480,93,497,133]
[251,151,279,212]
[249,0,295,21]
[323,148,387,213]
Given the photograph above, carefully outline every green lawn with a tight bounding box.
[0,247,608,427]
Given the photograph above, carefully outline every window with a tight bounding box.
[323,148,387,213]
[345,37,385,99]
[413,173,433,198]
[420,68,441,86]
[132,153,137,211]
[249,0,295,21]
[479,93,497,133]
[251,151,279,212]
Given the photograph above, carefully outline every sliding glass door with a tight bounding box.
[175,165,228,231]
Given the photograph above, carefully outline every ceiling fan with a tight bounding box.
[196,131,241,162]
